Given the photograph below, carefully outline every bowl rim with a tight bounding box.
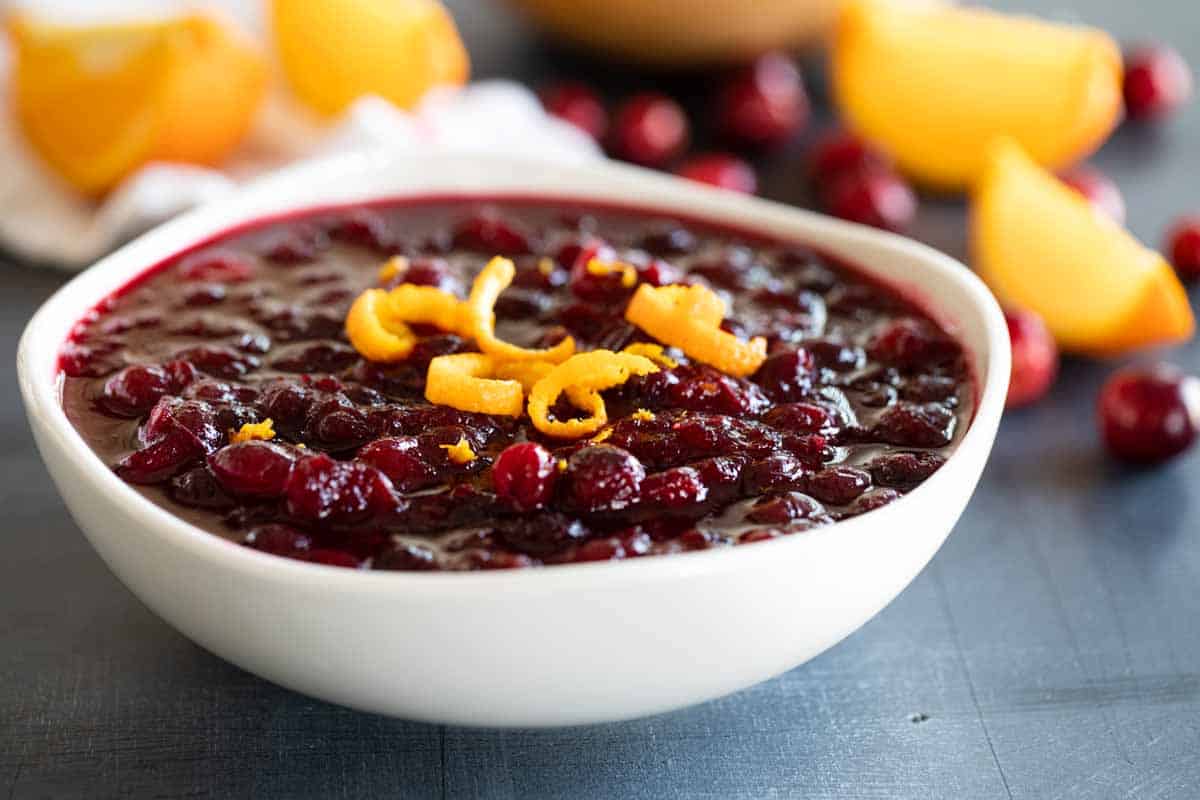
[17,150,1010,595]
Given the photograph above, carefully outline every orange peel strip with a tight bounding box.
[230,419,275,444]
[425,353,525,417]
[527,350,659,438]
[384,284,462,332]
[492,360,555,392]
[586,258,638,288]
[624,284,767,377]
[346,288,417,362]
[461,256,576,363]
[439,436,477,465]
[377,255,409,283]
[621,342,678,369]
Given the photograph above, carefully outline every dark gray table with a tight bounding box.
[4,1,1199,797]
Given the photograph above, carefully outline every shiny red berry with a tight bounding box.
[808,131,889,186]
[1166,214,1200,279]
[675,153,758,194]
[1060,166,1126,224]
[492,442,558,511]
[1004,309,1059,408]
[609,93,690,168]
[823,169,917,232]
[209,441,298,498]
[716,52,808,148]
[1097,363,1200,463]
[1123,45,1193,121]
[540,81,608,141]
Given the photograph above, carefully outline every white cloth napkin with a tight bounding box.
[0,7,601,269]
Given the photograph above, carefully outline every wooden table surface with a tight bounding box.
[3,1,1199,797]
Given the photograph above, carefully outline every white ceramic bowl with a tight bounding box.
[18,153,1008,727]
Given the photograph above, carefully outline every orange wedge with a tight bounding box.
[832,0,1123,191]
[972,140,1194,355]
[270,0,469,116]
[8,13,267,196]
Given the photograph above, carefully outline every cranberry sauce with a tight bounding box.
[60,200,971,571]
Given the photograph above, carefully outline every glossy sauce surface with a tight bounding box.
[60,200,971,570]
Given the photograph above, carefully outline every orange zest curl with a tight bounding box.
[439,436,478,465]
[621,342,678,369]
[230,419,275,444]
[384,284,462,332]
[492,360,555,392]
[527,350,659,438]
[425,353,525,417]
[461,256,576,363]
[346,288,418,362]
[377,255,409,283]
[624,283,767,378]
[586,258,638,288]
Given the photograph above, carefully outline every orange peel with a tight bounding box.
[230,419,275,443]
[384,284,463,332]
[461,257,576,363]
[527,350,659,438]
[624,284,767,377]
[586,258,639,288]
[621,342,678,369]
[439,436,477,464]
[377,255,409,283]
[346,288,417,362]
[425,353,525,417]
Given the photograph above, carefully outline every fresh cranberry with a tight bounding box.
[823,169,917,232]
[539,81,608,141]
[143,397,222,452]
[327,208,395,252]
[808,131,889,186]
[1097,363,1200,463]
[169,467,234,510]
[1005,309,1059,408]
[178,249,254,283]
[1123,45,1193,121]
[761,402,834,435]
[743,454,807,494]
[209,441,298,498]
[173,346,259,379]
[1060,166,1126,224]
[305,396,371,449]
[676,153,758,194]
[285,453,395,522]
[100,364,177,417]
[181,285,226,307]
[869,317,958,368]
[257,382,314,428]
[872,403,956,448]
[243,524,312,558]
[753,348,814,402]
[564,445,645,512]
[1166,215,1200,279]
[402,258,461,294]
[453,210,533,255]
[269,342,359,373]
[746,491,824,525]
[573,537,627,562]
[847,489,900,515]
[640,364,772,416]
[715,52,808,148]
[358,437,438,492]
[492,442,558,511]
[639,466,707,509]
[115,427,205,484]
[804,466,871,505]
[637,258,682,286]
[259,224,328,264]
[609,93,690,168]
[375,542,439,571]
[867,451,945,488]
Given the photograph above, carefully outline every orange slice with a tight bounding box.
[271,0,469,116]
[972,140,1194,355]
[832,0,1122,191]
[9,13,267,195]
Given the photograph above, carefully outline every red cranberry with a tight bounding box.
[178,249,254,283]
[173,346,259,379]
[328,208,395,252]
[453,211,532,256]
[804,466,871,506]
[1097,363,1200,463]
[573,536,627,562]
[564,445,645,512]
[209,441,298,498]
[1166,214,1200,279]
[243,524,312,558]
[753,348,814,402]
[869,317,958,368]
[715,52,808,148]
[675,153,757,194]
[181,284,226,307]
[639,466,708,508]
[847,489,900,515]
[306,549,361,568]
[259,224,328,264]
[285,453,396,522]
[743,454,807,494]
[872,403,956,448]
[1005,309,1059,408]
[305,396,371,449]
[746,491,824,525]
[101,364,176,417]
[808,131,889,186]
[1060,166,1126,224]
[1123,45,1193,121]
[492,442,558,511]
[868,451,945,488]
[257,382,314,427]
[762,402,834,436]
[375,542,439,571]
[169,466,235,510]
[823,169,917,232]
[609,93,690,168]
[115,427,205,484]
[637,224,697,256]
[402,258,461,294]
[143,397,222,452]
[539,81,608,141]
[358,437,438,493]
[495,512,587,557]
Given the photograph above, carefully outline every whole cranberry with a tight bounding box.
[675,153,758,194]
[1097,363,1200,463]
[101,364,175,417]
[822,169,917,233]
[715,52,808,148]
[564,445,645,512]
[1005,309,1059,408]
[540,81,608,141]
[609,93,690,168]
[358,437,438,493]
[753,348,814,401]
[178,249,254,283]
[492,442,558,511]
[1123,45,1193,121]
[285,453,396,522]
[808,130,890,186]
[453,210,532,256]
[1166,215,1200,279]
[1060,166,1126,224]
[243,524,312,558]
[209,441,298,498]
